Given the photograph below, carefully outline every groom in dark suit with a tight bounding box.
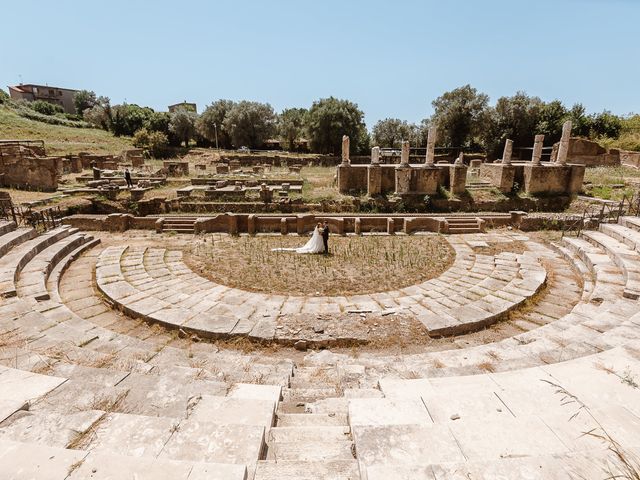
[322,221,330,255]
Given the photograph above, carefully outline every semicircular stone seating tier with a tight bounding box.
[95,235,547,341]
[2,217,640,479]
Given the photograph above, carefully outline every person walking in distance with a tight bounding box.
[322,221,330,254]
[124,168,133,189]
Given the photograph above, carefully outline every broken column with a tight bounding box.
[341,135,350,165]
[413,126,441,194]
[337,135,353,193]
[449,153,467,195]
[556,120,572,165]
[479,139,516,193]
[394,140,412,194]
[367,146,382,196]
[425,126,437,167]
[502,139,513,165]
[531,134,544,166]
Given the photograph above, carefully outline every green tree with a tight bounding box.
[590,110,622,139]
[0,89,9,104]
[73,90,97,116]
[196,100,235,148]
[430,84,489,148]
[144,111,180,146]
[536,100,568,144]
[223,101,276,149]
[278,108,307,151]
[169,108,198,147]
[566,103,592,137]
[372,118,413,148]
[482,92,542,158]
[133,128,170,158]
[110,104,154,136]
[305,97,366,154]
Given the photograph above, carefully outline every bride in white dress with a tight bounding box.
[272,223,325,254]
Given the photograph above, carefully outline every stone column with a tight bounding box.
[531,134,544,165]
[400,140,410,165]
[449,154,467,195]
[395,141,412,194]
[556,120,572,165]
[502,139,513,165]
[341,135,350,165]
[367,146,382,196]
[425,126,437,167]
[371,146,380,164]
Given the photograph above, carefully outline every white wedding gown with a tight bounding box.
[272,227,325,254]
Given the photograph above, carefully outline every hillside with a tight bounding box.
[0,105,131,155]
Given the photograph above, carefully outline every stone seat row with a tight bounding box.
[298,233,640,386]
[0,225,356,478]
[353,346,640,479]
[95,239,546,340]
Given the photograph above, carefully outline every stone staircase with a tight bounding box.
[444,216,482,234]
[0,218,640,478]
[162,216,198,234]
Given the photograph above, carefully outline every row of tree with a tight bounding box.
[76,92,368,155]
[74,85,629,158]
[373,85,626,158]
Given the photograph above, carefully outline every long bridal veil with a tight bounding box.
[272,227,325,254]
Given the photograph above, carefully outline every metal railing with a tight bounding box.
[561,191,640,238]
[0,201,63,232]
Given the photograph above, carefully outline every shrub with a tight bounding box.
[0,89,8,104]
[30,100,64,116]
[133,128,169,158]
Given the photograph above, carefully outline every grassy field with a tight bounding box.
[184,234,454,296]
[0,106,132,155]
[583,165,640,200]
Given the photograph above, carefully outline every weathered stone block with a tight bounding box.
[480,163,515,193]
[394,166,412,194]
[449,164,468,195]
[367,164,382,196]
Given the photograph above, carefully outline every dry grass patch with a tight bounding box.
[184,234,454,296]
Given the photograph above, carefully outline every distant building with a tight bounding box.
[8,84,79,114]
[168,102,197,113]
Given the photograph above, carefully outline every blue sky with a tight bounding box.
[1,0,638,126]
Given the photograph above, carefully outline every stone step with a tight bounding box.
[0,365,67,423]
[601,222,640,251]
[364,448,640,480]
[619,215,640,233]
[69,451,248,480]
[266,440,355,461]
[550,241,594,301]
[87,412,266,469]
[583,229,640,299]
[16,232,90,301]
[448,227,480,234]
[0,226,76,298]
[267,426,352,443]
[0,439,87,479]
[0,220,16,237]
[189,395,276,428]
[254,460,360,480]
[46,237,101,303]
[0,227,37,258]
[277,413,349,427]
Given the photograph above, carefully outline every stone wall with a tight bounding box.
[337,164,449,195]
[620,150,640,169]
[63,213,516,235]
[551,137,620,167]
[0,155,62,191]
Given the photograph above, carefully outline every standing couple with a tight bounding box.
[273,221,330,255]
